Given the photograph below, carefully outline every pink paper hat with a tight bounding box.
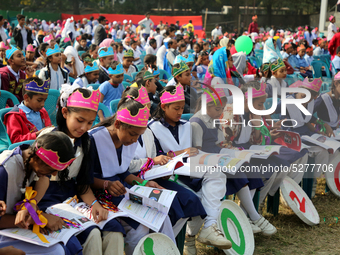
[131,85,150,105]
[300,78,322,92]
[35,143,75,171]
[330,15,335,22]
[116,105,150,127]
[334,71,340,80]
[0,41,9,50]
[67,89,100,111]
[204,88,226,103]
[26,44,35,52]
[160,84,185,104]
[289,80,304,88]
[245,82,267,99]
[43,34,54,44]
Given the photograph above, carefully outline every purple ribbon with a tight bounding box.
[14,200,43,226]
[264,135,271,145]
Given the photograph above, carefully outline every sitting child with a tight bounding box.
[4,77,52,143]
[123,49,138,78]
[195,50,210,79]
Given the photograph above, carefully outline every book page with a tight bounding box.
[274,131,302,151]
[0,228,62,247]
[301,134,340,153]
[248,145,281,159]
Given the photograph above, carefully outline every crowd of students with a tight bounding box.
[0,12,339,255]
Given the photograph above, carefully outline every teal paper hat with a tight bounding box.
[6,47,21,60]
[85,61,99,73]
[186,53,195,63]
[98,46,114,58]
[173,55,186,65]
[153,70,160,76]
[108,63,124,75]
[46,44,61,56]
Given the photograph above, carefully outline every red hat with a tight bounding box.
[306,47,313,53]
[284,43,292,50]
[252,15,258,20]
[297,45,306,52]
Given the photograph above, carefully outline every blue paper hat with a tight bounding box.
[84,61,99,73]
[98,46,114,58]
[6,47,21,60]
[186,54,195,63]
[25,79,51,94]
[108,64,124,75]
[173,55,186,65]
[46,44,61,56]
[153,70,160,76]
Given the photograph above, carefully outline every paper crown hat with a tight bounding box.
[128,84,150,105]
[98,46,114,58]
[43,34,54,44]
[25,79,51,94]
[35,143,75,171]
[84,61,99,73]
[67,88,100,111]
[174,55,186,65]
[186,53,195,63]
[143,70,155,80]
[46,44,61,56]
[108,63,124,75]
[204,88,226,103]
[173,61,190,77]
[262,63,270,72]
[330,15,335,21]
[153,69,160,76]
[26,44,35,52]
[160,84,185,104]
[245,82,267,99]
[116,105,150,127]
[270,58,285,72]
[6,46,21,60]
[0,42,9,50]
[124,49,134,58]
[301,78,322,92]
[297,45,306,52]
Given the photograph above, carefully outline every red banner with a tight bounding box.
[61,13,203,34]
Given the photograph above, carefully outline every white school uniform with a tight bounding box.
[148,119,227,234]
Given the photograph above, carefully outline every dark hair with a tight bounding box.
[165,27,176,36]
[22,132,74,189]
[35,43,49,59]
[88,44,97,52]
[81,52,91,61]
[203,42,209,47]
[17,14,25,21]
[336,46,340,54]
[151,86,178,120]
[199,50,209,57]
[117,86,141,109]
[145,12,150,16]
[23,77,45,98]
[261,63,271,80]
[312,39,318,45]
[149,39,156,45]
[108,60,120,70]
[46,52,62,81]
[0,15,3,22]
[80,34,87,41]
[179,43,186,49]
[240,80,261,94]
[94,96,146,129]
[56,88,94,195]
[144,54,157,65]
[156,27,160,33]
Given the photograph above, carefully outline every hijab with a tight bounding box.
[263,38,283,63]
[63,46,85,76]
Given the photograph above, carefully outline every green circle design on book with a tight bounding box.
[221,208,246,254]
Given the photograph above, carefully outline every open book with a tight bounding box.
[246,145,281,159]
[118,186,176,232]
[332,128,340,141]
[142,152,193,180]
[301,134,340,154]
[0,199,127,247]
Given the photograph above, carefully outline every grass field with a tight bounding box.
[196,177,340,255]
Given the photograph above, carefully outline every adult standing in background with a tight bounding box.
[327,15,337,42]
[0,16,8,45]
[94,16,107,45]
[138,12,154,41]
[129,20,136,34]
[211,24,222,40]
[248,15,259,34]
[328,31,340,60]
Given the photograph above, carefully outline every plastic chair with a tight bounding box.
[44,89,60,127]
[110,99,120,115]
[311,60,330,78]
[88,84,100,90]
[137,64,145,71]
[131,72,139,81]
[0,90,19,109]
[93,103,111,126]
[124,74,133,82]
[140,54,146,65]
[181,113,193,121]
[8,140,34,150]
[159,69,171,80]
[122,81,131,89]
[0,108,12,153]
[159,81,167,87]
[114,39,122,43]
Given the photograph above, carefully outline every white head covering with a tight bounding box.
[63,46,85,77]
[62,17,77,40]
[219,38,229,48]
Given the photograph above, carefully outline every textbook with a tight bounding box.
[247,145,282,159]
[0,200,128,247]
[118,186,177,232]
[301,134,340,154]
[333,128,340,141]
